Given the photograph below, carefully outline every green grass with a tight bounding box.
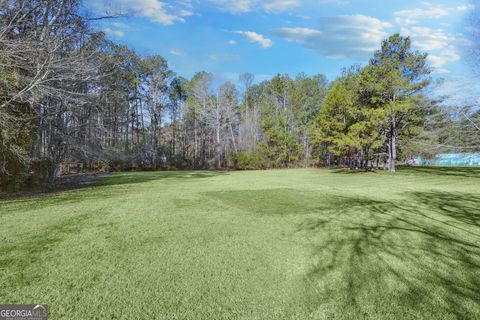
[1,167,479,319]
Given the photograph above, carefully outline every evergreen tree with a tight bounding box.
[359,34,431,171]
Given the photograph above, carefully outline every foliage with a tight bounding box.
[0,1,466,191]
[361,34,431,171]
[232,151,270,169]
[312,34,431,170]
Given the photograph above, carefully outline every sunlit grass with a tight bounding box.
[0,168,479,319]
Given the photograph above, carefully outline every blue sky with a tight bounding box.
[87,0,477,103]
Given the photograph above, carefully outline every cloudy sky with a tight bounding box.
[87,0,476,100]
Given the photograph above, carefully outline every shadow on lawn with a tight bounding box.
[0,187,118,213]
[398,166,480,178]
[330,169,377,174]
[97,170,228,187]
[0,213,92,289]
[0,171,228,212]
[331,166,480,178]
[298,192,480,318]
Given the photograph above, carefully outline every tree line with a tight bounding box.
[1,0,479,191]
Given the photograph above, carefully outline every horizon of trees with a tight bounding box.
[1,0,479,191]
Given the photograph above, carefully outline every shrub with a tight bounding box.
[232,152,270,170]
[1,158,55,192]
[100,147,134,171]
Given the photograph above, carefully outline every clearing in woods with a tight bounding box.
[0,167,479,319]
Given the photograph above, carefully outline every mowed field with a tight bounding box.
[0,168,479,319]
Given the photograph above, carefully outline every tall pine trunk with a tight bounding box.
[388,96,397,172]
[388,131,397,172]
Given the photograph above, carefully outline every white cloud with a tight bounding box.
[107,0,192,25]
[227,39,237,45]
[207,0,256,13]
[272,27,320,42]
[207,0,301,14]
[110,22,129,29]
[395,6,451,25]
[400,26,453,51]
[428,47,461,68]
[235,31,273,48]
[393,3,472,73]
[101,21,131,38]
[395,3,475,26]
[102,28,125,38]
[178,9,194,17]
[457,3,476,11]
[400,26,461,70]
[432,68,451,74]
[272,15,391,60]
[169,50,187,56]
[263,0,301,13]
[436,76,480,105]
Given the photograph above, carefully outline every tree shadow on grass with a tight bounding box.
[0,213,92,291]
[0,187,119,214]
[0,171,229,213]
[297,192,480,319]
[330,169,378,175]
[411,192,480,230]
[398,166,480,178]
[330,166,480,178]
[96,170,229,187]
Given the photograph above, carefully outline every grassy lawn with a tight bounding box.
[0,168,479,319]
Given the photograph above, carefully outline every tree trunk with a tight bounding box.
[229,123,237,154]
[388,130,397,172]
[304,133,309,168]
[215,121,221,168]
[194,115,198,167]
[388,96,397,172]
